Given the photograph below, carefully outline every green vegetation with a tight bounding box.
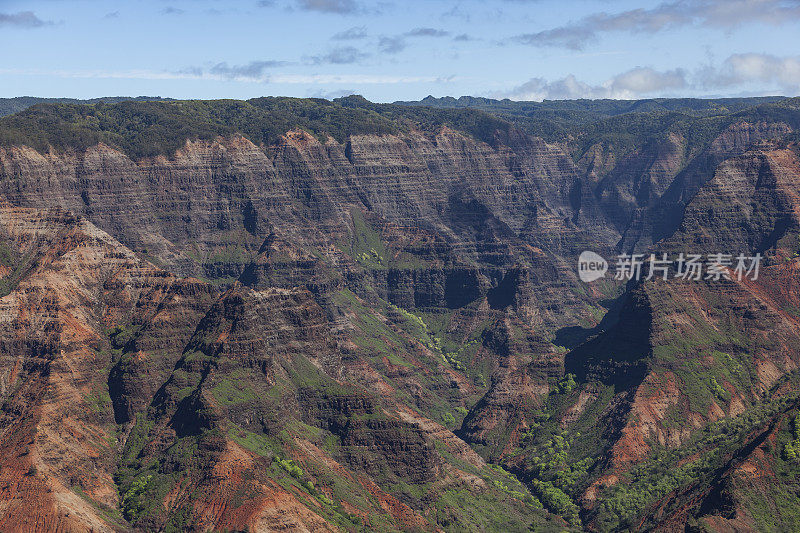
[120,474,152,521]
[595,391,800,530]
[0,241,35,297]
[739,407,800,530]
[782,414,800,461]
[210,369,257,406]
[277,457,304,479]
[0,95,516,159]
[332,290,413,367]
[70,485,127,528]
[7,94,797,160]
[644,283,773,422]
[337,94,513,146]
[228,425,278,458]
[387,302,482,375]
[329,288,491,446]
[0,96,172,118]
[387,302,442,352]
[224,421,370,530]
[350,208,389,269]
[487,464,542,507]
[709,376,729,402]
[528,433,592,493]
[518,426,591,528]
[8,95,797,531]
[84,383,112,414]
[400,95,800,158]
[497,377,621,528]
[433,487,561,532]
[0,98,398,159]
[107,323,143,351]
[115,419,214,529]
[356,248,384,266]
[555,373,577,394]
[0,242,14,267]
[335,288,456,385]
[530,479,580,526]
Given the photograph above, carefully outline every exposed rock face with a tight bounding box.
[556,144,800,530]
[1,97,800,532]
[0,204,560,532]
[585,121,794,252]
[670,147,800,255]
[0,206,213,531]
[0,129,616,331]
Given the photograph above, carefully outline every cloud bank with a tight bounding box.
[498,53,800,100]
[512,0,800,50]
[0,11,51,28]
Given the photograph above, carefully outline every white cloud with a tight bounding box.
[331,26,368,40]
[498,67,688,100]
[271,74,446,84]
[699,53,800,91]
[0,11,51,28]
[512,0,800,50]
[497,53,800,101]
[295,0,360,14]
[0,66,452,86]
[307,46,369,65]
[206,60,287,81]
[610,67,687,95]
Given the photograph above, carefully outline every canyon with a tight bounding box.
[0,95,799,531]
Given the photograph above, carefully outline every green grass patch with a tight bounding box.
[211,369,258,406]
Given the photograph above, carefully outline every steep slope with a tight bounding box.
[493,143,800,531]
[1,97,800,531]
[0,204,214,531]
[0,127,614,295]
[0,203,569,532]
[116,282,558,531]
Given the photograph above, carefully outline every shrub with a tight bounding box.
[121,474,152,521]
[556,373,577,394]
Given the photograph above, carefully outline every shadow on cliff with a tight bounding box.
[564,283,651,391]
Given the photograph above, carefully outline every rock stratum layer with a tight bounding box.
[0,96,799,532]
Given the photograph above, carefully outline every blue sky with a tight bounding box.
[1,0,799,102]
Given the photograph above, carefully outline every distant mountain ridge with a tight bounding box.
[0,96,173,118]
[401,94,787,117]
